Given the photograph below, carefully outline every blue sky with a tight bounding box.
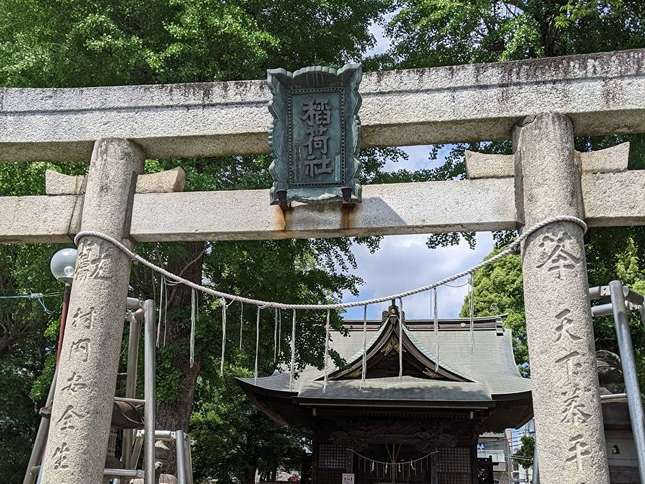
[341,17,496,320]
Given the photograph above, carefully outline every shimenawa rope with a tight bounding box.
[73,215,586,311]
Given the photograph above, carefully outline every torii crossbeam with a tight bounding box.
[2,48,645,484]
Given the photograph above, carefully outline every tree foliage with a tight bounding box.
[1,1,645,482]
[387,1,645,385]
[0,1,392,481]
[461,242,645,382]
[513,435,535,470]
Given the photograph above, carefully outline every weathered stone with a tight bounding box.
[465,142,630,179]
[576,142,630,174]
[1,49,645,161]
[42,139,144,483]
[45,167,185,194]
[514,113,610,483]
[464,151,515,179]
[1,171,644,243]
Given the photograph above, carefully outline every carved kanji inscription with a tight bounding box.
[60,371,88,394]
[553,308,582,343]
[566,434,591,472]
[536,231,581,279]
[75,240,113,281]
[69,338,90,362]
[52,442,70,470]
[556,350,584,383]
[560,385,592,425]
[71,306,96,330]
[57,404,86,431]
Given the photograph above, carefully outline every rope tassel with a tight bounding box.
[277,309,282,359]
[190,288,198,368]
[220,298,227,376]
[255,306,261,382]
[433,287,439,372]
[469,272,475,352]
[239,302,244,351]
[398,298,404,379]
[323,310,330,392]
[156,275,165,348]
[289,310,296,391]
[361,305,367,388]
[274,308,278,363]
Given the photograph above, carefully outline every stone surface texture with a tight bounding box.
[1,171,643,243]
[41,139,144,483]
[1,49,644,161]
[465,142,630,179]
[45,167,185,194]
[514,113,610,483]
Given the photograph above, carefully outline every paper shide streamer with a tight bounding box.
[190,288,198,368]
[469,272,475,352]
[361,305,367,388]
[323,310,330,392]
[255,306,263,382]
[289,310,296,391]
[433,287,439,372]
[239,302,244,351]
[398,298,404,379]
[73,216,584,386]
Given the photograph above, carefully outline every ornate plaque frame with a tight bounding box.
[267,64,362,205]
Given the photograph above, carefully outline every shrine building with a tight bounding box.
[237,304,532,484]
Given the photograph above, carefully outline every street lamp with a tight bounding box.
[50,247,77,285]
[50,248,77,361]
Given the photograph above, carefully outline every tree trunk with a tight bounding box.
[155,241,205,474]
[536,0,562,57]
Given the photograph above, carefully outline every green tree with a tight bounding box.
[386,0,645,383]
[0,1,393,481]
[513,435,535,473]
[461,243,645,383]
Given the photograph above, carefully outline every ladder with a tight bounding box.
[23,298,194,483]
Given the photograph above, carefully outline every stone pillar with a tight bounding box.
[42,139,144,483]
[513,113,610,483]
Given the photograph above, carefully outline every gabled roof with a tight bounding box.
[326,312,471,382]
[237,311,532,430]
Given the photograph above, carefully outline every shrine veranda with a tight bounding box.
[2,49,645,483]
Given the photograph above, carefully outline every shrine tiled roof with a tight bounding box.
[238,315,531,401]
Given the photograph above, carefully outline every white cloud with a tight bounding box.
[355,20,484,324]
[342,141,490,321]
[343,232,494,320]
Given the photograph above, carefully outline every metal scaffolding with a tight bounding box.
[23,298,194,484]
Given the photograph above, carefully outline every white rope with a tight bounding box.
[254,306,261,382]
[289,310,296,391]
[239,302,244,351]
[469,272,475,352]
[350,448,438,466]
[220,298,227,376]
[398,298,404,379]
[190,288,198,367]
[277,309,282,358]
[323,310,330,392]
[156,275,165,347]
[361,305,367,388]
[274,308,278,363]
[73,216,586,311]
[433,287,439,372]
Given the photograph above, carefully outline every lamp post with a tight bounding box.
[49,248,77,362]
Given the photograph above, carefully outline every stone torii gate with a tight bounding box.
[2,49,645,484]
